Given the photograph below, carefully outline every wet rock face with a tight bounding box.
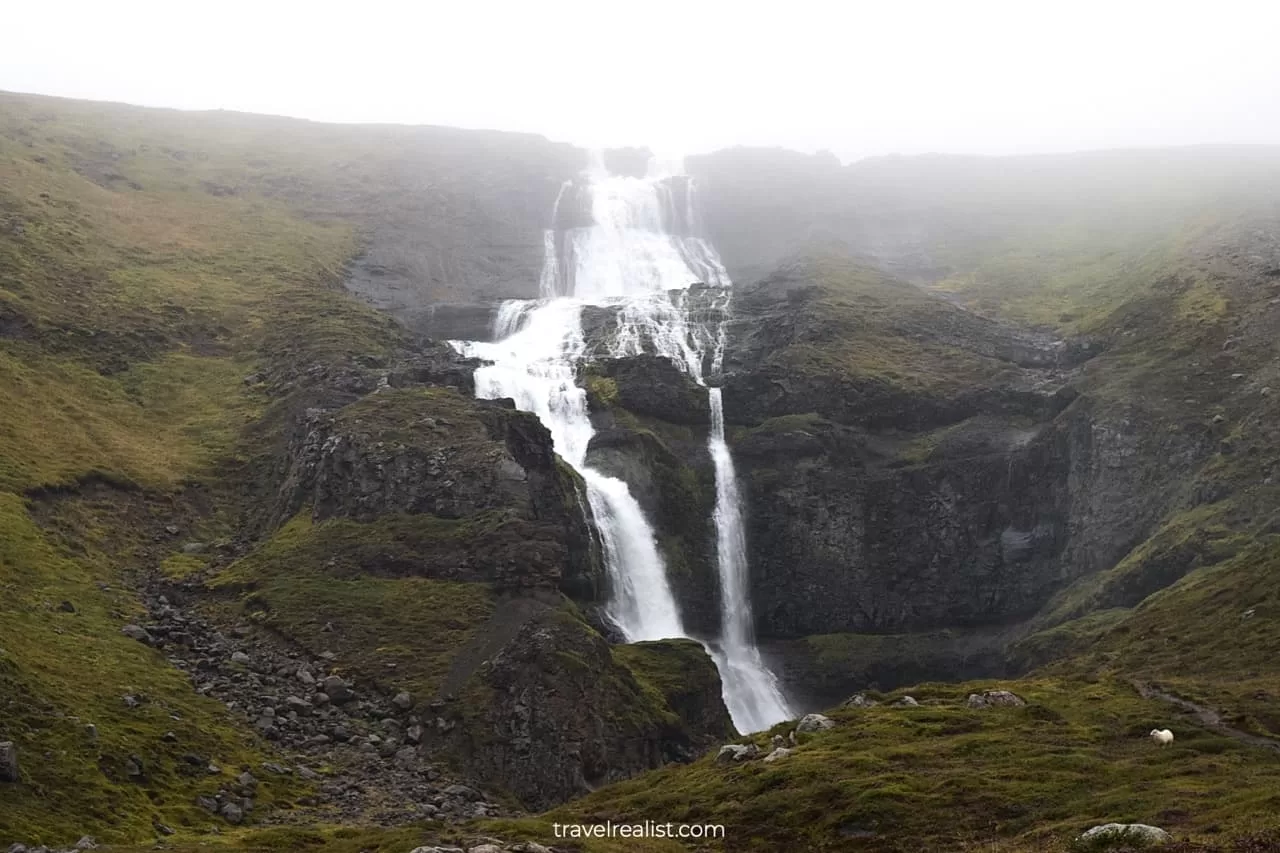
[591,356,711,425]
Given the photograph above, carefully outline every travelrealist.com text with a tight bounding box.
[552,821,727,840]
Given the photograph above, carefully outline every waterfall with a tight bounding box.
[458,299,684,642]
[452,152,790,731]
[706,387,793,731]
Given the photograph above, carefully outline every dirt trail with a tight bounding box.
[1132,680,1280,753]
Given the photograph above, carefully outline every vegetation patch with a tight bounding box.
[547,678,1280,851]
[210,514,497,699]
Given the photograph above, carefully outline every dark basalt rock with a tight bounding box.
[402,303,498,344]
[590,356,711,426]
[263,388,600,596]
[443,606,729,810]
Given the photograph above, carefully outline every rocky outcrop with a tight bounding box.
[589,356,711,426]
[134,583,511,826]
[562,254,1218,703]
[613,640,735,743]
[264,387,600,597]
[718,263,1080,430]
[443,607,729,810]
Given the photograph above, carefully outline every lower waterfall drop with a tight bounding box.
[706,387,792,731]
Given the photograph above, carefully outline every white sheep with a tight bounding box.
[1149,728,1174,747]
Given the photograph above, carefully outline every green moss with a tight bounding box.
[210,514,496,699]
[213,511,512,585]
[735,412,831,441]
[586,374,620,406]
[1045,540,1280,740]
[159,553,207,580]
[333,387,490,447]
[753,256,1022,394]
[548,677,1280,851]
[1009,609,1131,673]
[0,92,478,843]
[1035,505,1252,630]
[614,639,733,739]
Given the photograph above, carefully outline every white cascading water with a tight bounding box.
[453,153,790,731]
[706,387,793,731]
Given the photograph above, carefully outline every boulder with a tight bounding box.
[967,690,1026,709]
[322,675,354,704]
[843,692,878,708]
[894,696,919,707]
[392,690,413,711]
[219,802,244,825]
[763,747,793,763]
[1078,823,1171,846]
[796,713,836,733]
[716,743,759,763]
[120,624,151,643]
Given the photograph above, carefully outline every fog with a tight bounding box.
[6,0,1280,162]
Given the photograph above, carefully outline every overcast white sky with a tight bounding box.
[5,0,1279,163]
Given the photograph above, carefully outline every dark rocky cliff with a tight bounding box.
[578,242,1268,707]
[224,341,734,808]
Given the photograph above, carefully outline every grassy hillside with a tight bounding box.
[0,92,519,843]
[4,92,1280,852]
[519,677,1280,852]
